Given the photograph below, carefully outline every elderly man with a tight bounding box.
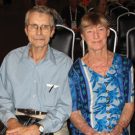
[0,5,72,135]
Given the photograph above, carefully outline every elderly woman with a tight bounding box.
[68,12,134,135]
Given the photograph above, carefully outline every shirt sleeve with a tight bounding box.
[127,65,134,102]
[39,58,72,133]
[68,67,78,112]
[0,56,17,126]
[39,77,72,133]
[123,58,134,103]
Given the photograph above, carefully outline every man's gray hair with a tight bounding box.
[25,5,55,27]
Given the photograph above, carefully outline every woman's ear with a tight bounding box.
[107,28,110,37]
[81,33,85,40]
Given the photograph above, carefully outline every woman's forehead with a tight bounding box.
[84,23,106,29]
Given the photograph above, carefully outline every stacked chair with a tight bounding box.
[116,12,135,55]
[126,27,135,135]
[50,24,75,61]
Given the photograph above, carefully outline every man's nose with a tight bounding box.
[36,26,42,34]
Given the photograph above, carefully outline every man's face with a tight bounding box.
[25,12,54,49]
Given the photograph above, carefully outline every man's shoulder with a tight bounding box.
[4,46,26,61]
[52,47,72,59]
[9,46,26,53]
[51,48,73,65]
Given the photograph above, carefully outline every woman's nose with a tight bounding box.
[93,30,99,39]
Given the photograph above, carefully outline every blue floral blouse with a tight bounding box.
[68,53,134,135]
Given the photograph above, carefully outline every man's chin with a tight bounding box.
[32,44,48,49]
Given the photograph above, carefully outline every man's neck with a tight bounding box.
[29,46,48,63]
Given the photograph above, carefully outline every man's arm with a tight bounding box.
[39,77,72,133]
[0,57,17,126]
[7,118,22,129]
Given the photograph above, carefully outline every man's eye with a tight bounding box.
[32,24,38,28]
[42,25,50,30]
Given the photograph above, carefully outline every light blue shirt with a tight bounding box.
[0,44,73,133]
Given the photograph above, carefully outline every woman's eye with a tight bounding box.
[99,27,105,31]
[87,30,92,33]
[99,28,103,31]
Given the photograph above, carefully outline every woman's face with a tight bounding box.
[81,24,110,51]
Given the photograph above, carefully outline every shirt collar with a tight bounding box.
[21,43,56,65]
[46,45,56,65]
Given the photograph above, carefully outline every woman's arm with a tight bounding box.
[111,102,134,135]
[70,110,97,135]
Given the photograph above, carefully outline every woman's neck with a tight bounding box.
[83,50,113,76]
[88,49,108,59]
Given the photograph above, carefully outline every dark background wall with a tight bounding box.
[0,0,69,64]
[0,0,111,64]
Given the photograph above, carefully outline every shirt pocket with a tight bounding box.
[42,83,60,107]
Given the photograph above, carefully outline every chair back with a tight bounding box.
[107,2,122,16]
[50,24,75,60]
[110,6,129,19]
[116,12,135,55]
[126,27,135,65]
[126,27,135,135]
[126,2,135,13]
[109,6,129,30]
[107,28,117,52]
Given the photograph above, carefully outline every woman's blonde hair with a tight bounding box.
[80,12,109,33]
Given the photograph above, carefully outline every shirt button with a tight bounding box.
[106,90,109,93]
[107,111,110,114]
[106,97,110,101]
[107,118,110,121]
[108,126,112,129]
[105,82,108,86]
[107,104,110,107]
[34,80,37,83]
[33,95,36,98]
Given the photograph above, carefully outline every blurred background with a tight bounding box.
[0,0,134,64]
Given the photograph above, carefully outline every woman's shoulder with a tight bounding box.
[69,58,82,75]
[115,53,133,68]
[70,59,82,70]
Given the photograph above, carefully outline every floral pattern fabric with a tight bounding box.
[68,53,134,135]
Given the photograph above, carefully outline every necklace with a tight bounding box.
[85,51,112,76]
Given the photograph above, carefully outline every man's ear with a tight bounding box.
[50,27,55,38]
[24,27,28,36]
